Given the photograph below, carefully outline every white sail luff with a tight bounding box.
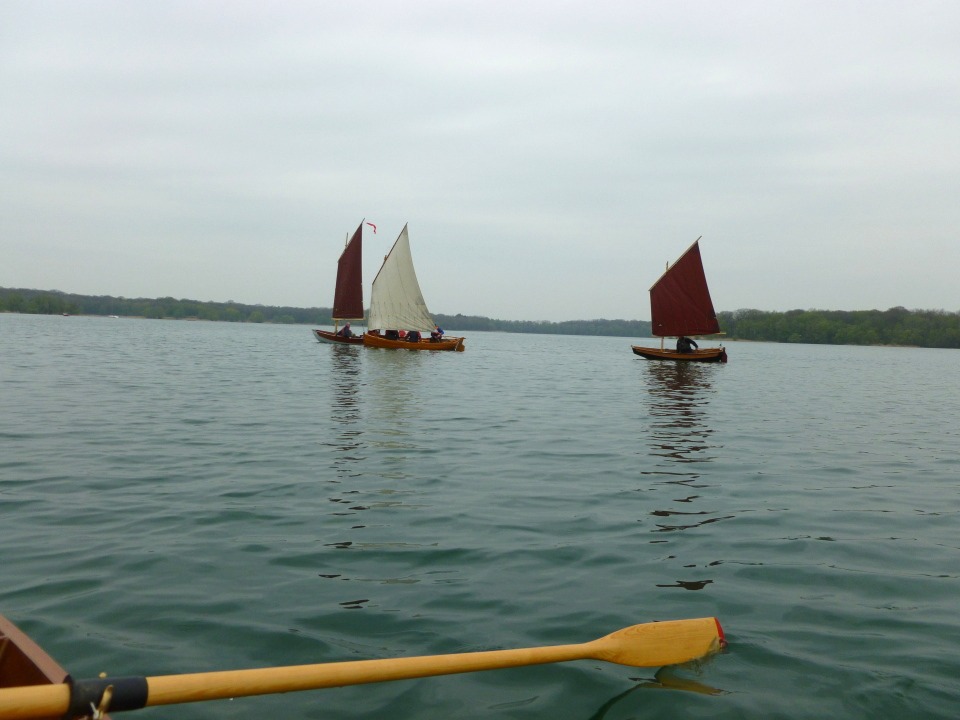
[368,224,436,333]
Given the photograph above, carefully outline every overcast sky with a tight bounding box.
[2,1,958,322]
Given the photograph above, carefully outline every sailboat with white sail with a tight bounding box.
[363,224,465,352]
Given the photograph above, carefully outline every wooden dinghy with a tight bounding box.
[0,614,113,719]
[363,332,465,352]
[631,346,727,363]
[365,223,466,352]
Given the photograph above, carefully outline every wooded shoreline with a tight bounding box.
[3,287,958,349]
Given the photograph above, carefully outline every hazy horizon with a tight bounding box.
[3,2,959,321]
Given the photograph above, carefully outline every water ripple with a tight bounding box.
[1,318,959,718]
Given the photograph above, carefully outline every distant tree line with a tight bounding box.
[432,313,653,338]
[0,288,654,336]
[717,307,960,348]
[0,288,324,324]
[3,287,959,348]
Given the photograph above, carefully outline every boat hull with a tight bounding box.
[0,614,114,718]
[632,345,727,363]
[313,329,364,345]
[363,332,465,352]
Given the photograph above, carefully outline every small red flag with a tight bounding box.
[366,222,377,234]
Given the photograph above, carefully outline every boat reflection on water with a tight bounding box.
[328,344,364,469]
[317,344,438,595]
[642,360,719,472]
[325,348,427,531]
[364,349,423,451]
[324,344,370,524]
[639,358,733,559]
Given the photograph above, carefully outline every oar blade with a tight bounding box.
[593,617,724,667]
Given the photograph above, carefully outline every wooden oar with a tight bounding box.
[0,617,723,719]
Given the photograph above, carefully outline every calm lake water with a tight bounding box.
[2,313,958,719]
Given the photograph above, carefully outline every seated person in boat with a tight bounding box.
[336,323,353,338]
[676,335,699,353]
[385,329,399,339]
[407,330,422,342]
[430,325,444,342]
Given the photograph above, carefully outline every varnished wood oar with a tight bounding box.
[0,617,724,719]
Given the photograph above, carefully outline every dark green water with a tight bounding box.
[2,313,958,719]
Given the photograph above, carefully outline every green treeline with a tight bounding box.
[3,287,959,348]
[717,307,960,348]
[432,313,652,338]
[0,288,323,324]
[0,287,654,336]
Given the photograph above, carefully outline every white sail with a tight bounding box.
[368,224,436,333]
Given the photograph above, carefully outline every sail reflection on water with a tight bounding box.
[365,350,423,457]
[317,345,437,596]
[639,360,734,538]
[328,344,365,477]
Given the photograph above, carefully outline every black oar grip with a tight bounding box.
[66,675,148,717]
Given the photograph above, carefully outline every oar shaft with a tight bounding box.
[0,643,587,719]
[147,642,588,706]
[0,683,69,720]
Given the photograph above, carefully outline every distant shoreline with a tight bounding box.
[2,287,959,348]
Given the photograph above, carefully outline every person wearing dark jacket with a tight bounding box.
[676,335,698,353]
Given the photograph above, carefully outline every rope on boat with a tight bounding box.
[91,683,113,719]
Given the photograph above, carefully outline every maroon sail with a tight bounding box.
[649,240,720,338]
[332,223,364,320]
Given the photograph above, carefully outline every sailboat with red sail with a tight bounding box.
[312,221,365,345]
[631,238,727,363]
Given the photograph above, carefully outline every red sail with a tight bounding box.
[332,223,364,320]
[649,240,720,337]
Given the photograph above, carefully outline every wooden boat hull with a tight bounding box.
[632,345,727,363]
[363,332,465,352]
[313,329,364,345]
[0,614,113,719]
